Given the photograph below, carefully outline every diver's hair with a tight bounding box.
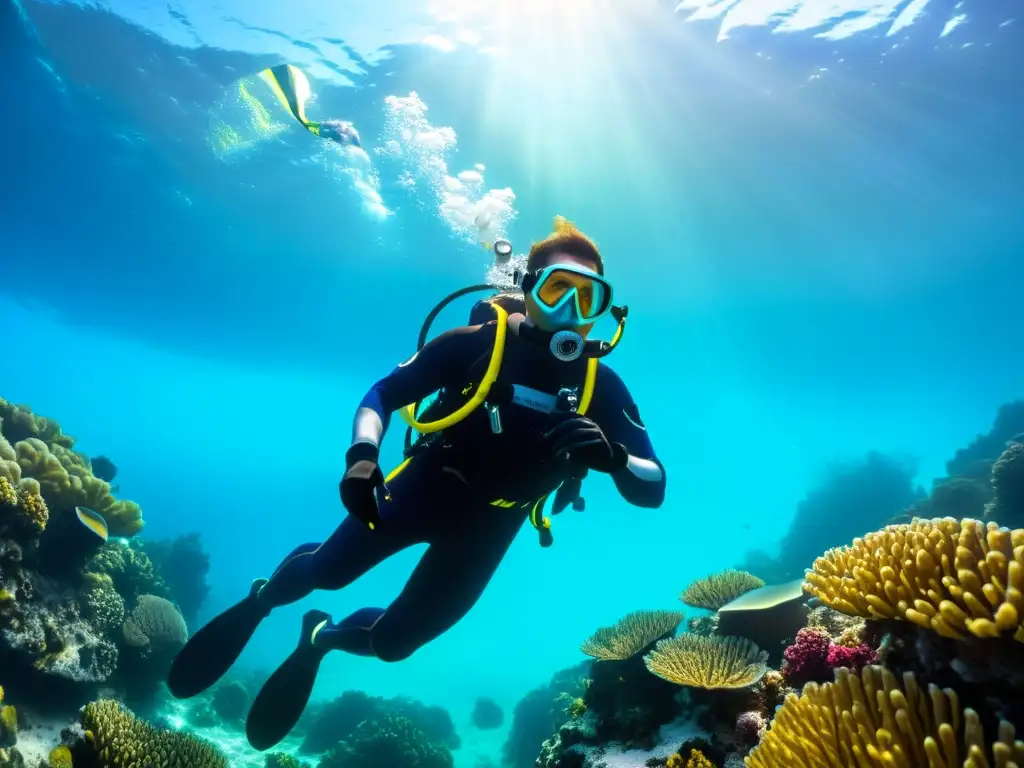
[526,216,604,275]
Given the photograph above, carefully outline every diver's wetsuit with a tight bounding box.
[167,309,665,750]
[255,315,666,661]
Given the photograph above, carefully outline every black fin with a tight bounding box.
[167,578,268,699]
[245,609,331,751]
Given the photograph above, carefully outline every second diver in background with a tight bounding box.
[167,217,667,751]
[260,63,362,148]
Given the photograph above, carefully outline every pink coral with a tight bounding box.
[782,628,831,686]
[735,710,765,745]
[826,642,876,672]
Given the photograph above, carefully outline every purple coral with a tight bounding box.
[826,643,876,673]
[782,628,831,686]
[735,710,765,745]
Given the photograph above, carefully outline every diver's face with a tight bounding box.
[524,251,599,337]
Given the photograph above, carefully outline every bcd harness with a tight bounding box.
[387,299,606,547]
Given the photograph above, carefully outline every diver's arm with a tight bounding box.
[348,325,492,458]
[589,366,666,508]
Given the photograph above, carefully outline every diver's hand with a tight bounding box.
[340,443,384,529]
[541,414,628,474]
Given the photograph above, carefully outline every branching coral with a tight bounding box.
[804,517,1024,643]
[782,628,832,687]
[122,595,188,650]
[82,699,228,767]
[581,610,685,661]
[644,634,768,689]
[682,570,766,611]
[744,665,1024,768]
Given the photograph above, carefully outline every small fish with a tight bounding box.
[90,455,118,483]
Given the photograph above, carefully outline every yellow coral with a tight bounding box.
[82,699,227,767]
[48,745,73,768]
[804,517,1024,643]
[0,476,48,534]
[681,570,766,611]
[0,477,15,508]
[581,610,685,661]
[745,665,1024,768]
[1,704,17,742]
[643,633,768,689]
[686,749,715,768]
[667,753,684,768]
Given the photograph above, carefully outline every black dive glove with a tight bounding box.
[339,443,384,530]
[542,414,628,474]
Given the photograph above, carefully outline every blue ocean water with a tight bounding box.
[0,0,1022,766]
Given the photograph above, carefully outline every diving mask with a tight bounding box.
[522,263,614,330]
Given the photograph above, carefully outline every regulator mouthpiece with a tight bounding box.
[550,330,584,362]
[493,239,513,265]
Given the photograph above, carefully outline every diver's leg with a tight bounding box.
[321,501,529,661]
[170,463,426,700]
[245,462,461,750]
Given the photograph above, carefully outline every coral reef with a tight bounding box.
[502,663,589,768]
[79,699,228,767]
[745,665,1024,768]
[316,714,454,768]
[644,634,768,689]
[715,580,809,664]
[138,532,211,627]
[804,516,1024,642]
[581,610,685,661]
[681,571,765,611]
[471,696,503,730]
[210,680,249,725]
[0,397,218,719]
[296,689,459,755]
[989,439,1024,527]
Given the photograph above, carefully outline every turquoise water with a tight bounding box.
[0,1,1022,766]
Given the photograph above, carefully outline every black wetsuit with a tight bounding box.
[252,314,666,661]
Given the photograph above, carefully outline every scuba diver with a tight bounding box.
[259,63,361,148]
[166,217,666,751]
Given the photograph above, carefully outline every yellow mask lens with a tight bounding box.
[536,269,602,317]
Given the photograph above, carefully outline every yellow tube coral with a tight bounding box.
[643,633,768,689]
[581,610,685,661]
[681,569,766,611]
[804,517,1024,642]
[745,665,1024,768]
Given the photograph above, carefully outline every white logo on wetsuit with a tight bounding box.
[398,351,419,368]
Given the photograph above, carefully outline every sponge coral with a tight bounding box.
[804,516,1024,643]
[643,633,768,689]
[581,610,685,661]
[681,570,765,611]
[744,665,1024,768]
[82,699,227,767]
